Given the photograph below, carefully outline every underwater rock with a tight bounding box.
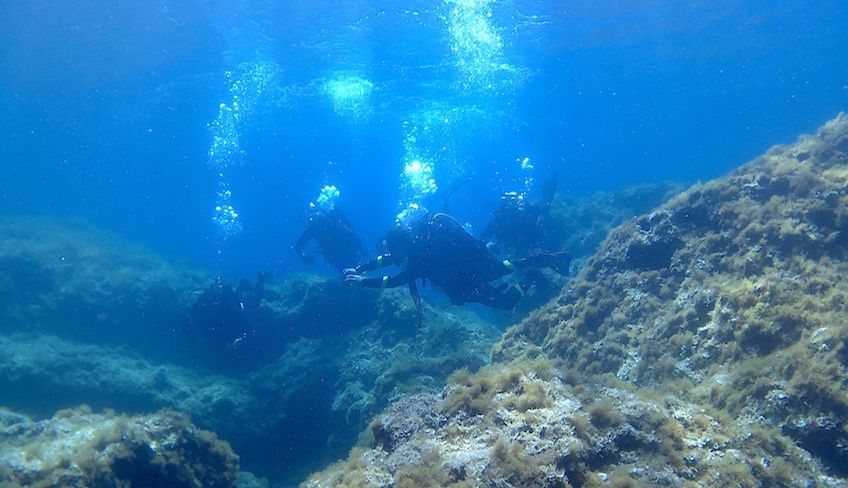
[331,302,500,427]
[246,337,337,433]
[0,223,499,482]
[494,113,848,477]
[0,332,346,460]
[0,216,198,368]
[548,181,685,262]
[0,218,401,370]
[237,470,271,488]
[0,405,238,488]
[304,113,848,485]
[262,273,384,338]
[501,181,686,320]
[0,333,255,436]
[305,364,836,487]
[0,216,207,359]
[0,308,496,484]
[0,216,416,373]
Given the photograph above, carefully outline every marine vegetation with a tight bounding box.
[0,218,500,483]
[303,114,848,486]
[0,406,238,488]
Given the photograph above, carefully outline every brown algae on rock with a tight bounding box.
[0,406,239,488]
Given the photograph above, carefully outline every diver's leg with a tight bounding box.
[487,256,519,279]
[473,283,522,310]
[507,251,572,275]
[520,268,553,293]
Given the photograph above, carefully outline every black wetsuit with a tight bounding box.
[482,174,559,257]
[482,203,550,255]
[186,273,268,347]
[356,214,522,310]
[294,207,365,270]
[236,273,268,314]
[186,280,249,346]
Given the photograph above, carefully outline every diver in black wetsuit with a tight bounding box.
[482,173,559,257]
[343,212,571,310]
[185,272,270,349]
[236,272,269,317]
[294,206,366,270]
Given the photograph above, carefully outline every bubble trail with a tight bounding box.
[206,59,278,242]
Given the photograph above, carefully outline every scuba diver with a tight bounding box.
[481,173,559,257]
[343,211,571,311]
[184,272,270,350]
[294,185,366,271]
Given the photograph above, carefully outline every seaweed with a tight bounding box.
[0,407,238,488]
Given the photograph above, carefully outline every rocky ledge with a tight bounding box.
[0,406,239,488]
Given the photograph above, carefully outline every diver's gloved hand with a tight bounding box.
[299,253,315,265]
[344,273,365,286]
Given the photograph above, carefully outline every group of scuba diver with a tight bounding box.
[296,174,570,310]
[185,174,571,357]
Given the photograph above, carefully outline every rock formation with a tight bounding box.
[303,115,848,486]
[0,406,238,488]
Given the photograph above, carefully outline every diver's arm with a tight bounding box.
[353,269,416,289]
[353,253,394,273]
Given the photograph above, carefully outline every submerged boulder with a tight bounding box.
[496,113,848,476]
[0,333,255,436]
[331,303,500,427]
[305,363,835,487]
[0,406,239,488]
[548,181,685,261]
[0,216,207,361]
[0,303,497,485]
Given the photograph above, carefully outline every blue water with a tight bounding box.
[2,2,847,485]
[2,1,847,275]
